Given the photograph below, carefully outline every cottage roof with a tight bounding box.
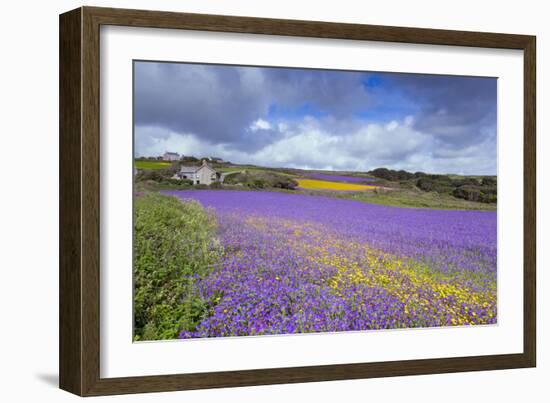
[179,160,218,175]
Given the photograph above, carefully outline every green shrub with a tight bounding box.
[225,171,298,190]
[133,193,223,340]
[209,181,223,189]
[136,167,179,184]
[452,185,481,201]
[369,168,415,181]
[180,178,194,186]
[450,178,479,187]
[224,172,251,185]
[250,179,267,189]
[452,185,497,203]
[368,167,497,204]
[160,177,193,187]
[271,176,298,190]
[136,169,164,182]
[482,177,497,186]
[415,177,453,193]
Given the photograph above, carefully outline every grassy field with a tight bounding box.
[218,166,298,178]
[216,165,259,172]
[135,160,173,170]
[333,188,497,211]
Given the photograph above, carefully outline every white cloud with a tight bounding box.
[135,115,495,175]
[404,115,415,127]
[385,121,399,131]
[249,118,272,131]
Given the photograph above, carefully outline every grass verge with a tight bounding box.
[334,188,497,211]
[133,192,223,340]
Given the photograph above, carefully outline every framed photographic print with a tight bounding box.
[59,6,536,396]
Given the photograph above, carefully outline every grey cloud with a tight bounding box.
[134,62,371,152]
[135,62,270,149]
[387,73,497,148]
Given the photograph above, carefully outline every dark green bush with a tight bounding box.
[271,176,298,190]
[136,169,165,182]
[224,173,248,185]
[225,171,298,190]
[416,178,453,193]
[415,178,435,192]
[369,168,415,181]
[250,179,267,189]
[482,177,497,186]
[180,178,194,186]
[450,178,479,187]
[367,167,497,204]
[452,186,481,202]
[133,193,223,341]
[162,177,193,186]
[136,166,180,185]
[452,185,497,203]
[209,181,223,189]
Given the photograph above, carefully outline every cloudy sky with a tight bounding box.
[134,61,497,175]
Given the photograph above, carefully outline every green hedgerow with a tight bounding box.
[133,192,223,341]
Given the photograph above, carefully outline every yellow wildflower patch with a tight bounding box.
[238,213,495,328]
[297,179,377,191]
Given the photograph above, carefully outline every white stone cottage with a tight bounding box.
[174,160,221,185]
[163,151,180,161]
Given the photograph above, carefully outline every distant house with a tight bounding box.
[174,160,221,185]
[163,152,180,161]
[209,157,224,163]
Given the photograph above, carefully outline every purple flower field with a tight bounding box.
[303,172,376,184]
[163,190,497,338]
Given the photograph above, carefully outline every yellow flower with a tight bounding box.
[297,179,377,191]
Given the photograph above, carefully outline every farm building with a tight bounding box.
[174,160,221,185]
[163,151,180,161]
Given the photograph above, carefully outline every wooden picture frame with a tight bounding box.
[59,6,536,396]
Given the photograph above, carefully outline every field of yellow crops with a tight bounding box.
[297,179,377,191]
